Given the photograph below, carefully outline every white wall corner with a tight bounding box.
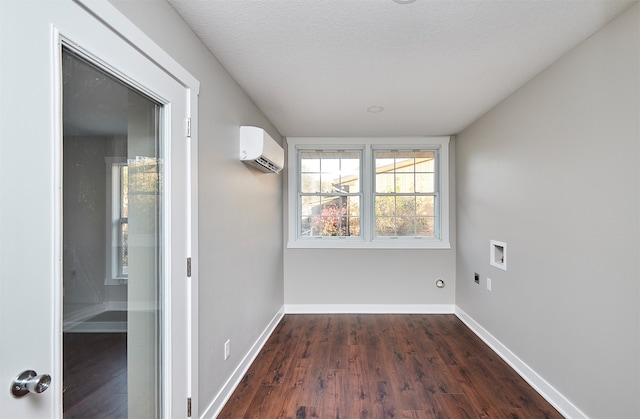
[454,307,588,419]
[201,305,286,419]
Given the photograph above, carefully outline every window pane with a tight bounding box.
[340,175,359,193]
[348,196,360,216]
[300,153,320,172]
[301,173,321,193]
[120,165,129,218]
[396,196,415,216]
[339,157,360,192]
[319,173,336,193]
[375,216,396,236]
[300,151,360,193]
[301,195,321,216]
[416,217,435,237]
[375,152,395,170]
[395,155,415,173]
[321,158,340,174]
[416,196,434,216]
[396,217,416,236]
[301,216,314,236]
[415,151,435,171]
[301,194,360,237]
[376,173,395,193]
[395,173,415,193]
[121,221,128,275]
[415,173,435,193]
[348,217,360,236]
[375,196,395,217]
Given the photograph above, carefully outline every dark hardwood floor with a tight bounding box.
[63,333,127,418]
[219,314,563,419]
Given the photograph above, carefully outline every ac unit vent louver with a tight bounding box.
[254,156,280,173]
[239,126,284,174]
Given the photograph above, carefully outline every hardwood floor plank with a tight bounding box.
[218,344,281,418]
[501,406,532,419]
[63,333,127,418]
[346,344,374,418]
[450,365,509,418]
[273,364,309,419]
[499,375,565,419]
[437,393,481,419]
[372,380,398,419]
[405,316,465,395]
[327,315,349,370]
[261,339,298,386]
[219,315,563,419]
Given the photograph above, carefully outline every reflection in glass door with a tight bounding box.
[62,48,163,418]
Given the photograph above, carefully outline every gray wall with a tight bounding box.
[455,4,639,418]
[284,141,457,308]
[108,0,285,415]
[63,136,127,311]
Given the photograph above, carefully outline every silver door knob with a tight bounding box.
[11,370,51,398]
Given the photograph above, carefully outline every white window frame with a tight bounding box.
[105,156,128,284]
[287,137,451,249]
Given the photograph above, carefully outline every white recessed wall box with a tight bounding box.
[239,126,284,174]
[490,240,507,270]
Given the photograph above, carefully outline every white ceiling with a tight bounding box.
[167,0,636,137]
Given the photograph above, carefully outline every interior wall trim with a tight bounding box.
[202,305,286,419]
[285,304,456,314]
[454,307,587,419]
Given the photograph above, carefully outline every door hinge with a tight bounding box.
[186,117,192,138]
[187,397,192,417]
[187,257,192,278]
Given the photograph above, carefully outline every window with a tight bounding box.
[374,150,437,238]
[299,150,361,237]
[105,158,128,284]
[288,137,450,249]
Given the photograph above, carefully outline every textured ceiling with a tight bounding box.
[167,0,636,137]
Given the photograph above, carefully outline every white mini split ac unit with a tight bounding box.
[239,126,285,174]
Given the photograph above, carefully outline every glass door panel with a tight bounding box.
[62,47,163,418]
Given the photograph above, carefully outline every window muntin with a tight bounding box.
[287,137,450,249]
[373,150,437,238]
[299,150,362,238]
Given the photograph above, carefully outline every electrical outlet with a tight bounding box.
[224,339,230,360]
[474,273,479,284]
[487,277,492,291]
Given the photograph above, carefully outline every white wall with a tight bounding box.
[108,0,285,416]
[456,4,639,418]
[283,140,456,310]
[63,137,110,307]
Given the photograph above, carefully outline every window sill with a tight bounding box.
[287,238,451,250]
[104,277,128,286]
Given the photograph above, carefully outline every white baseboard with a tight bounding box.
[284,304,455,314]
[63,301,128,332]
[454,307,586,419]
[201,305,286,419]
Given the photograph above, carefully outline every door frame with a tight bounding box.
[54,1,200,417]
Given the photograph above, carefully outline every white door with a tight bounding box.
[0,1,198,418]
